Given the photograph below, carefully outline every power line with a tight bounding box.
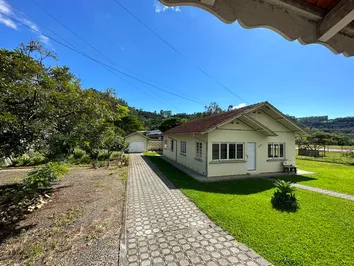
[0,2,192,111]
[30,0,118,67]
[26,0,206,106]
[0,2,80,52]
[117,75,182,112]
[112,0,249,104]
[0,11,204,106]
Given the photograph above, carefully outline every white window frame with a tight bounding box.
[196,142,203,159]
[180,141,187,154]
[268,143,285,159]
[212,142,244,161]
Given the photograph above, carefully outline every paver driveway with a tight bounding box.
[119,155,271,266]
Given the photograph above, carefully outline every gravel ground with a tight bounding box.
[0,168,29,186]
[0,166,126,266]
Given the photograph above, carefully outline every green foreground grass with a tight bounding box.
[282,159,354,195]
[145,155,354,266]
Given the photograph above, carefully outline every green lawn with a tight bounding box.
[145,155,354,266]
[285,160,354,195]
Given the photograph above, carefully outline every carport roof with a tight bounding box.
[160,0,354,56]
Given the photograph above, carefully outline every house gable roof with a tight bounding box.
[163,102,307,135]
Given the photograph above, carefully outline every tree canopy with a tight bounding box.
[158,117,187,132]
[0,41,143,159]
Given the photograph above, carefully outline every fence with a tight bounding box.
[148,140,163,151]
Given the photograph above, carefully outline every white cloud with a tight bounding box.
[233,103,247,109]
[154,0,181,13]
[22,18,50,44]
[0,0,17,29]
[0,0,12,14]
[0,15,16,29]
[0,0,50,44]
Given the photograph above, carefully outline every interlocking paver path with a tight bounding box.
[292,183,354,201]
[119,155,272,266]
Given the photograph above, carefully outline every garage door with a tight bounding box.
[129,141,145,153]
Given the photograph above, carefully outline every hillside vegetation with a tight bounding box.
[296,116,354,136]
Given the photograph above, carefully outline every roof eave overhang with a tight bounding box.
[160,0,354,57]
[203,104,266,134]
[261,104,309,135]
[238,115,278,136]
[163,131,203,136]
[125,132,149,139]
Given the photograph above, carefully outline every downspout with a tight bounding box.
[193,133,208,177]
[169,136,178,162]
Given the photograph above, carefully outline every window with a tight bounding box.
[237,144,244,159]
[268,143,285,158]
[221,144,227,159]
[212,143,219,160]
[164,140,167,149]
[196,142,203,159]
[180,141,186,154]
[212,143,244,160]
[170,140,174,151]
[229,144,236,159]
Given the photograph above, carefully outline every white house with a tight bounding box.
[162,101,306,177]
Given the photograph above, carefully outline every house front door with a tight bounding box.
[247,143,256,171]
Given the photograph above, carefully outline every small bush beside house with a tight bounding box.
[271,179,299,212]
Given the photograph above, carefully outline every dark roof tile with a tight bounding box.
[163,102,267,135]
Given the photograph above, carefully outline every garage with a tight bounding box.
[128,141,145,153]
[125,132,148,153]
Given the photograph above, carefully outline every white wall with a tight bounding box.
[163,134,208,176]
[207,113,295,177]
[162,137,177,161]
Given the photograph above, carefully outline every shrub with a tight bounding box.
[109,151,122,160]
[11,154,30,166]
[11,153,45,166]
[67,154,76,163]
[73,148,86,159]
[23,162,69,193]
[271,180,299,212]
[89,149,100,160]
[97,150,109,161]
[121,154,129,166]
[79,154,91,164]
[96,161,107,168]
[28,152,46,165]
[11,156,22,166]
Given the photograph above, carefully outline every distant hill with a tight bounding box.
[296,116,354,135]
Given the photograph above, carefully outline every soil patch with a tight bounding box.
[0,165,126,265]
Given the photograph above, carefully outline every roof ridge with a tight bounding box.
[186,101,264,123]
[163,101,268,135]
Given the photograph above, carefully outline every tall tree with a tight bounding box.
[158,117,187,132]
[0,41,139,159]
[204,102,223,115]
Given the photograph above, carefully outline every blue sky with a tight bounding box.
[1,0,353,118]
